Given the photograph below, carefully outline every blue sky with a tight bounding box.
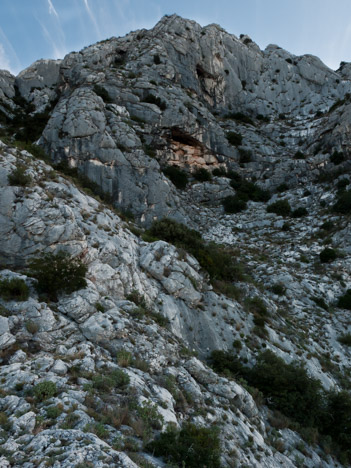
[1,0,351,75]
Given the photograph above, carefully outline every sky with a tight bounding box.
[1,0,351,75]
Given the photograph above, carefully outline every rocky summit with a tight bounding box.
[1,13,351,467]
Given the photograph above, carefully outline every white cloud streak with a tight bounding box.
[36,17,68,60]
[82,0,101,37]
[0,43,11,72]
[0,27,21,74]
[47,0,59,19]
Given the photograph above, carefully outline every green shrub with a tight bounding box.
[337,290,351,310]
[230,177,270,202]
[330,151,345,165]
[8,165,32,186]
[209,350,245,376]
[222,195,247,213]
[271,283,286,295]
[277,183,289,193]
[0,278,29,301]
[93,84,113,103]
[225,112,254,125]
[226,131,242,146]
[142,94,167,110]
[163,166,188,189]
[0,412,12,432]
[238,148,252,163]
[319,248,337,263]
[249,351,323,427]
[25,320,39,334]
[92,369,130,392]
[294,151,305,160]
[291,207,308,218]
[46,406,62,419]
[337,178,349,190]
[34,381,57,401]
[145,219,249,284]
[333,190,351,214]
[322,391,351,457]
[338,333,351,346]
[193,168,212,182]
[212,167,227,177]
[267,199,291,216]
[146,423,221,468]
[257,114,270,122]
[28,251,87,301]
[320,220,334,231]
[153,54,161,65]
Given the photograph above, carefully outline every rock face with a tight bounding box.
[1,14,350,223]
[1,13,351,468]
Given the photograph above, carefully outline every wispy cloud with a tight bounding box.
[0,26,21,74]
[0,43,11,72]
[82,0,101,37]
[36,17,68,60]
[47,0,59,19]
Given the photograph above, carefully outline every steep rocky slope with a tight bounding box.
[0,13,351,468]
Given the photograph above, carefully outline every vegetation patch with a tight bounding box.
[33,381,57,401]
[162,166,188,189]
[142,94,167,110]
[226,131,243,146]
[146,423,221,468]
[0,278,29,301]
[319,248,337,263]
[193,168,212,182]
[8,164,32,186]
[145,218,249,285]
[28,251,87,302]
[267,199,291,216]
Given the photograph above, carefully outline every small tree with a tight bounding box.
[28,251,87,301]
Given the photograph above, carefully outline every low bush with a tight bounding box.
[8,164,32,186]
[0,278,29,301]
[276,183,289,193]
[271,283,286,295]
[338,333,351,346]
[193,168,212,182]
[330,151,345,165]
[333,190,351,214]
[291,207,308,218]
[92,369,130,392]
[337,178,349,191]
[212,167,227,177]
[224,112,254,125]
[153,54,161,64]
[238,148,252,163]
[226,131,242,146]
[222,195,247,213]
[267,199,291,216]
[142,94,167,110]
[46,406,62,420]
[34,381,57,401]
[294,151,305,160]
[163,166,188,189]
[146,423,221,468]
[337,290,351,310]
[319,248,337,263]
[145,219,249,284]
[28,251,87,301]
[230,176,270,203]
